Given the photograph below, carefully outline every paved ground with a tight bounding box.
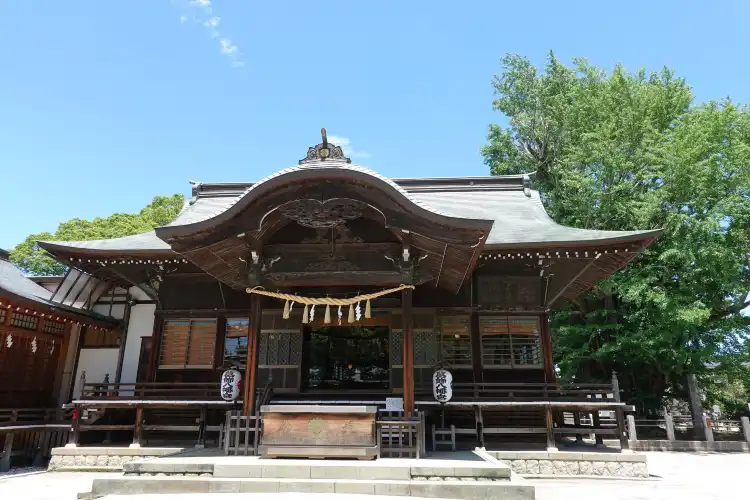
[0,452,747,499]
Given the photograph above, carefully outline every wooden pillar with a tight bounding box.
[51,323,73,406]
[592,411,604,447]
[67,408,80,447]
[544,405,556,451]
[401,288,414,416]
[242,295,262,416]
[0,411,17,472]
[469,312,483,384]
[540,312,555,384]
[573,412,583,443]
[114,294,133,383]
[131,406,143,447]
[611,371,629,451]
[196,407,207,448]
[146,317,162,382]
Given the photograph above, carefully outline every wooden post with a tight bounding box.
[114,294,133,384]
[592,411,604,447]
[539,312,555,384]
[544,405,556,451]
[196,407,207,448]
[67,408,80,447]
[0,411,17,472]
[469,311,483,385]
[131,406,143,448]
[611,371,630,451]
[401,288,414,416]
[573,412,583,442]
[146,317,162,382]
[242,295,262,416]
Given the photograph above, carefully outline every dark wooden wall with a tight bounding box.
[152,268,550,392]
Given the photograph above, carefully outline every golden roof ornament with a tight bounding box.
[299,128,352,164]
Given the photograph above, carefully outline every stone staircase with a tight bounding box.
[80,454,535,499]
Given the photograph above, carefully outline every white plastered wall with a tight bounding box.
[119,302,156,385]
[72,348,119,399]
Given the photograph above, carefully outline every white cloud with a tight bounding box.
[328,135,371,160]
[175,0,244,67]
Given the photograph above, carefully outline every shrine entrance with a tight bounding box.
[302,325,390,391]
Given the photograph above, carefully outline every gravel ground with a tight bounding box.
[0,466,46,478]
[0,452,747,499]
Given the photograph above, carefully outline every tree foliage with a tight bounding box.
[10,194,185,276]
[483,53,750,413]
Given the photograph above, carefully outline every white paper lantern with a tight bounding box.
[432,368,453,403]
[220,369,242,401]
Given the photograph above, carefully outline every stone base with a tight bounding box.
[85,476,534,499]
[631,440,750,453]
[259,444,378,460]
[47,447,185,472]
[489,451,649,478]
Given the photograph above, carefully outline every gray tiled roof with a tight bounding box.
[38,231,173,254]
[0,257,53,303]
[38,165,660,253]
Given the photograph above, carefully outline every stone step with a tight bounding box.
[123,458,513,481]
[85,476,535,499]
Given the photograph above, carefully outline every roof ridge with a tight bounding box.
[190,172,535,198]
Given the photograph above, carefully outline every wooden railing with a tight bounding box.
[421,379,628,451]
[377,412,425,459]
[79,382,222,401]
[1,408,72,472]
[449,382,617,402]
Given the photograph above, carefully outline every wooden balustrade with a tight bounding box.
[78,382,222,401]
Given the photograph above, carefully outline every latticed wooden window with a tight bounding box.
[0,308,6,324]
[42,319,65,334]
[480,315,541,368]
[160,319,217,369]
[437,315,472,367]
[11,312,38,330]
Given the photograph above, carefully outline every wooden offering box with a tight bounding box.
[259,405,378,459]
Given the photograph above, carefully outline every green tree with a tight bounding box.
[10,194,184,276]
[483,53,750,413]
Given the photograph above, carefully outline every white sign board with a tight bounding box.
[433,369,453,403]
[220,369,242,401]
[385,397,404,412]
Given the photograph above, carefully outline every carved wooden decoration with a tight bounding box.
[278,198,365,229]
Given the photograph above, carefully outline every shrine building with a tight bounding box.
[9,131,660,457]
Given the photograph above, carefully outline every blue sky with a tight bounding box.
[1,0,749,249]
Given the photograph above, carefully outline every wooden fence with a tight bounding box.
[0,408,71,472]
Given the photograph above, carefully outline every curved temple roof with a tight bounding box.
[38,164,660,254]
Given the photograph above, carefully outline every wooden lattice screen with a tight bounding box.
[159,319,217,369]
[0,329,61,407]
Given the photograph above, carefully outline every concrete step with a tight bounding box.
[85,476,535,499]
[123,457,513,481]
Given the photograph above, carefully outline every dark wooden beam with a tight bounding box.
[242,294,262,416]
[113,293,133,384]
[401,288,414,416]
[470,311,483,384]
[545,254,601,307]
[146,317,162,382]
[540,312,556,384]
